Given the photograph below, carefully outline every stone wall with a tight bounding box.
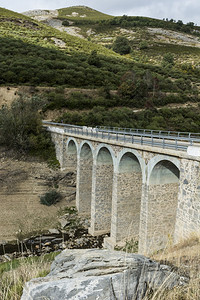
[51,132,63,166]
[174,159,200,241]
[146,183,179,253]
[111,171,142,243]
[76,144,93,214]
[89,148,114,235]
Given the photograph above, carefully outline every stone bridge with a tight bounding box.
[43,122,200,254]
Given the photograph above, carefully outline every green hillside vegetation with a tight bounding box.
[0,36,131,87]
[68,13,200,35]
[0,7,117,56]
[58,6,113,21]
[0,6,200,134]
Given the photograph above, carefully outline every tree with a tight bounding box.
[112,36,131,55]
[0,95,51,155]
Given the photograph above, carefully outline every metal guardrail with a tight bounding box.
[42,121,200,151]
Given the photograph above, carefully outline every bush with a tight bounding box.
[62,20,70,26]
[112,36,131,55]
[40,190,62,206]
[87,50,101,67]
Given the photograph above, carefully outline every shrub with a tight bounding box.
[87,50,101,67]
[62,20,70,26]
[112,36,131,55]
[40,190,62,206]
[139,41,149,50]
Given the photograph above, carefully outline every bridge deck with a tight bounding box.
[43,121,200,154]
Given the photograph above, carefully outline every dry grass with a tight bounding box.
[0,236,199,300]
[0,253,59,300]
[147,235,200,300]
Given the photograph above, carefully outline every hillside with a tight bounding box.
[0,7,117,55]
[0,6,200,132]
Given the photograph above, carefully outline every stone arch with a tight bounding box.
[110,149,144,245]
[94,144,116,168]
[90,145,115,234]
[116,148,146,182]
[64,138,78,172]
[76,141,94,215]
[147,155,180,185]
[146,155,180,252]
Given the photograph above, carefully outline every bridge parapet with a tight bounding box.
[43,121,200,153]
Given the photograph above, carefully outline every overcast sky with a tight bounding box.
[1,0,200,25]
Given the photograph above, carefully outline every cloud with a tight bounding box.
[1,0,199,24]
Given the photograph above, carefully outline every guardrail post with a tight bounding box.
[132,134,134,144]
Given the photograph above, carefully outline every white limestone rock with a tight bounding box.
[21,249,187,300]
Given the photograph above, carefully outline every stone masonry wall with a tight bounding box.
[174,159,200,241]
[111,172,142,243]
[90,164,113,233]
[76,147,93,214]
[146,183,179,253]
[51,132,63,166]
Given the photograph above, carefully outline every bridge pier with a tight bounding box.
[76,143,93,215]
[104,152,142,249]
[139,158,180,254]
[89,147,114,235]
[174,159,200,242]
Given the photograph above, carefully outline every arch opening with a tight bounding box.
[65,139,78,173]
[77,143,93,215]
[147,159,180,252]
[113,152,142,244]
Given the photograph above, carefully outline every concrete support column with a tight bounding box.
[89,147,113,235]
[76,144,93,215]
[174,159,200,242]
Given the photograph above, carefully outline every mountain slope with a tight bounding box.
[0,6,200,133]
[0,7,117,56]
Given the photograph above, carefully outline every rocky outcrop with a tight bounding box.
[21,249,187,300]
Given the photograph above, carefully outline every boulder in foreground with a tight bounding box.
[21,249,187,300]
